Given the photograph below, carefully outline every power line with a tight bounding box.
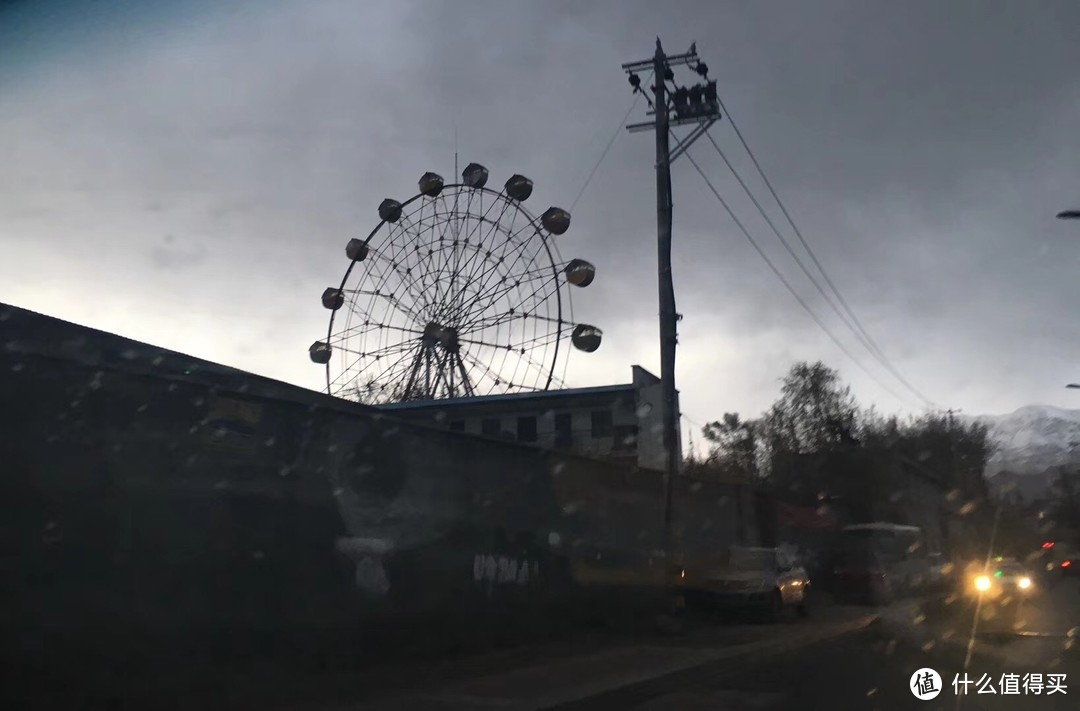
[699,128,934,410]
[570,72,653,213]
[700,133,873,356]
[684,148,916,408]
[712,96,935,409]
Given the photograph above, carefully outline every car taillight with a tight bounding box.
[1063,560,1072,568]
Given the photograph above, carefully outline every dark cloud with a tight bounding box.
[2,0,1079,427]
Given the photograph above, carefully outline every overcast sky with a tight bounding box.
[2,0,1079,445]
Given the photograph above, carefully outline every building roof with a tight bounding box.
[375,382,636,411]
[1,302,356,411]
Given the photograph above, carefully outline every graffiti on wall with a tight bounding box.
[473,553,540,587]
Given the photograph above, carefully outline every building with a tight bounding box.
[376,365,680,471]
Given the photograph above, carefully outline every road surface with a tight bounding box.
[616,576,1080,710]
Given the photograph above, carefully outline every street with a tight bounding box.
[10,576,1078,710]
[312,578,1080,711]
[613,577,1080,711]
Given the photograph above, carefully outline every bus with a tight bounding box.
[839,523,935,595]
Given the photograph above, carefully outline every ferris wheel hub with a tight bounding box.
[422,322,460,352]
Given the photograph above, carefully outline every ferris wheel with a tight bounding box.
[309,163,602,405]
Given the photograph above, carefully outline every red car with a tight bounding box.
[829,547,894,605]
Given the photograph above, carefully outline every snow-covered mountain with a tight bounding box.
[968,405,1080,480]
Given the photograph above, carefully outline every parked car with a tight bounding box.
[828,547,894,605]
[692,546,811,622]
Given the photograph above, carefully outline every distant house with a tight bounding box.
[375,365,681,472]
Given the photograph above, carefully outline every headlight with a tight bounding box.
[1018,577,1032,589]
[974,575,991,591]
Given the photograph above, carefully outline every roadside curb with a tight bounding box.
[351,612,876,710]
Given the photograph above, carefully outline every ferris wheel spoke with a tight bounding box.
[456,309,527,334]
[512,341,566,389]
[457,347,532,396]
[459,324,564,354]
[449,209,524,325]
[455,268,559,332]
[397,225,459,320]
[328,338,420,392]
[367,232,439,320]
[450,196,512,322]
[362,342,425,399]
[468,237,561,326]
[455,231,532,313]
[427,190,495,323]
[456,328,561,353]
[454,225,542,322]
[342,288,426,326]
[455,286,555,334]
[379,206,453,319]
[456,267,560,334]
[452,256,531,328]
[332,337,422,363]
[329,320,425,346]
[412,194,467,315]
[452,261,563,326]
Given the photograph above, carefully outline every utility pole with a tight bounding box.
[623,40,721,568]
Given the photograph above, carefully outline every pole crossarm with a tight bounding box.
[621,51,698,73]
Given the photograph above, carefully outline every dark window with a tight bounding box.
[554,413,573,446]
[517,416,537,443]
[481,418,501,437]
[449,420,465,432]
[591,410,613,438]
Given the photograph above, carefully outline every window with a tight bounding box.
[590,410,613,438]
[449,420,465,432]
[517,416,537,443]
[554,413,573,446]
[481,418,501,437]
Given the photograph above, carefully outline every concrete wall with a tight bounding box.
[3,303,730,703]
